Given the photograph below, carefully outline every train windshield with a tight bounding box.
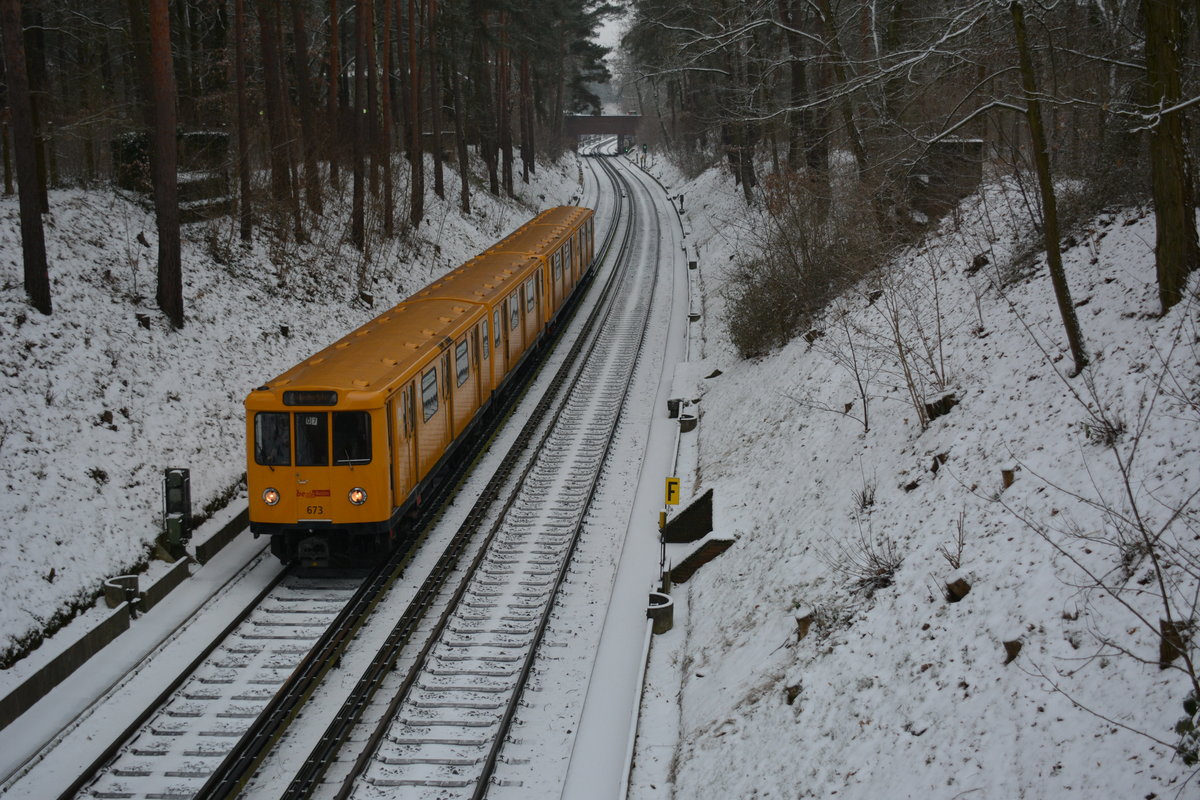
[295,412,329,466]
[255,412,291,466]
[333,411,371,465]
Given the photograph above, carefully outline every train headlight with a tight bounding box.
[348,487,367,506]
[262,487,280,506]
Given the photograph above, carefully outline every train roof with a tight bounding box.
[409,251,541,306]
[245,206,593,412]
[246,298,482,410]
[487,206,593,257]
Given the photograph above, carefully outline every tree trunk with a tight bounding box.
[407,0,424,226]
[498,16,512,197]
[395,0,412,169]
[23,4,46,210]
[1143,0,1198,312]
[327,0,340,185]
[1011,1,1087,375]
[351,0,367,249]
[427,0,443,198]
[148,0,182,328]
[0,0,50,314]
[292,0,323,215]
[815,0,868,181]
[234,0,252,241]
[519,51,532,182]
[365,0,378,199]
[451,54,469,213]
[257,3,292,207]
[473,28,498,196]
[380,0,394,236]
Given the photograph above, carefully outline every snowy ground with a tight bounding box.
[628,159,1200,798]
[4,137,1199,800]
[0,154,583,673]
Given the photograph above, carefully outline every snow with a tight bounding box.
[2,134,1198,800]
[628,161,1200,798]
[0,155,583,675]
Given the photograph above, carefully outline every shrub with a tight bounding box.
[723,171,890,358]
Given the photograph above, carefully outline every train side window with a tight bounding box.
[509,293,519,330]
[455,338,470,386]
[421,368,439,421]
[565,239,572,271]
[332,411,371,464]
[255,412,291,466]
[481,318,490,360]
[294,412,329,466]
[553,251,562,282]
[494,309,503,347]
[525,278,535,312]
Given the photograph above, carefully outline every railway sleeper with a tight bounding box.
[381,755,483,765]
[388,738,492,753]
[418,676,510,690]
[398,715,498,729]
[409,698,503,710]
[426,667,515,677]
[365,777,475,788]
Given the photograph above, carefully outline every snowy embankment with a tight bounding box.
[640,159,1200,798]
[0,156,582,670]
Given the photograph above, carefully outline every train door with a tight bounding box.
[507,291,522,363]
[474,324,487,405]
[441,351,456,438]
[565,237,574,285]
[389,383,418,506]
[493,308,506,377]
[293,411,332,523]
[522,277,537,343]
[552,251,564,309]
[452,335,476,431]
[416,362,450,480]
[536,271,545,327]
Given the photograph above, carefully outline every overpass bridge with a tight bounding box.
[563,115,644,151]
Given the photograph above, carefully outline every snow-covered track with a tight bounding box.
[252,155,633,800]
[332,156,656,799]
[75,571,367,800]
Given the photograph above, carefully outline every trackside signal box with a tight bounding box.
[163,468,192,546]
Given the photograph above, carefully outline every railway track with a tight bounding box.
[351,155,657,795]
[59,151,652,800]
[81,573,365,800]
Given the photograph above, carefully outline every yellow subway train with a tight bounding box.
[245,206,596,564]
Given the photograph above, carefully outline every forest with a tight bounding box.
[0,0,613,327]
[618,0,1199,362]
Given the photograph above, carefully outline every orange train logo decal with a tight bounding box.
[297,489,331,498]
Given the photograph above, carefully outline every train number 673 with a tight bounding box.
[305,505,324,516]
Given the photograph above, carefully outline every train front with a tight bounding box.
[245,385,393,566]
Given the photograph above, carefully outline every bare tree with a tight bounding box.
[0,0,49,315]
[148,0,181,328]
[1142,0,1198,313]
[233,0,252,242]
[292,0,323,216]
[351,0,367,249]
[1010,0,1088,376]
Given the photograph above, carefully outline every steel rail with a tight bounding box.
[46,548,282,800]
[328,152,646,799]
[276,154,630,800]
[469,152,657,800]
[192,161,627,800]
